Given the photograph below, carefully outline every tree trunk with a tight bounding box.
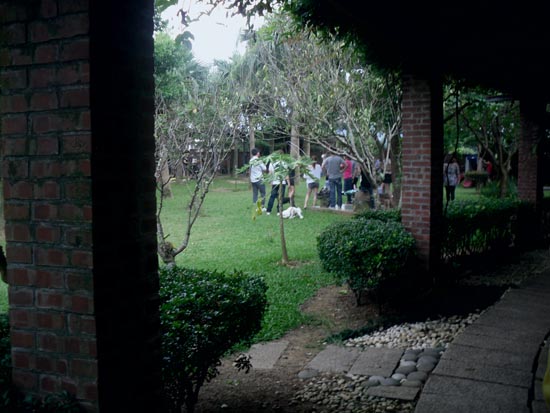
[290,124,300,159]
[290,123,300,186]
[303,139,310,157]
[159,159,172,198]
[278,183,289,265]
[390,135,400,207]
[233,145,239,176]
[249,117,256,151]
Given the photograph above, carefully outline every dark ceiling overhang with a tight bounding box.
[293,1,550,101]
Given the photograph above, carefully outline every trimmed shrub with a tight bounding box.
[352,208,401,223]
[464,170,489,189]
[0,313,10,407]
[442,198,522,262]
[160,266,268,413]
[317,218,416,304]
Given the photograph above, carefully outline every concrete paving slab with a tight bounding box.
[416,375,529,413]
[535,341,549,380]
[502,286,550,300]
[441,343,534,372]
[348,347,403,377]
[246,340,289,369]
[532,400,550,413]
[498,292,550,313]
[432,357,532,388]
[460,323,543,342]
[475,308,550,331]
[452,331,542,355]
[367,385,419,401]
[480,305,550,322]
[304,345,360,374]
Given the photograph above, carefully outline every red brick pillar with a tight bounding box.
[401,73,444,271]
[0,1,162,411]
[518,99,545,208]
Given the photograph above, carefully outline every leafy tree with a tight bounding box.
[154,24,257,267]
[443,83,520,198]
[154,33,207,103]
[239,151,312,265]
[241,13,402,203]
[156,67,246,265]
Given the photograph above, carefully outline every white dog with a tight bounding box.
[280,206,304,219]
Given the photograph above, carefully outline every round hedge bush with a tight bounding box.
[317,218,415,296]
[160,266,267,413]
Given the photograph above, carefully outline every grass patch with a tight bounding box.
[0,177,516,339]
[159,175,351,342]
[0,176,351,340]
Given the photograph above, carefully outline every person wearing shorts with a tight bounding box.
[303,156,323,209]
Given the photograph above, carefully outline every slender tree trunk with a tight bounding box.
[303,139,310,157]
[160,160,172,198]
[390,135,400,207]
[278,183,289,265]
[290,123,301,186]
[233,145,239,176]
[290,124,300,159]
[249,117,256,151]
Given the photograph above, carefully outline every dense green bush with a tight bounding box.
[441,198,537,263]
[464,170,489,189]
[160,266,268,413]
[1,313,11,404]
[352,208,401,223]
[317,218,416,303]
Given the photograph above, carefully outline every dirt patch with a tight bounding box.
[194,285,372,413]
[193,248,550,413]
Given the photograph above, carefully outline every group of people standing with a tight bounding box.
[249,148,380,213]
[249,148,296,215]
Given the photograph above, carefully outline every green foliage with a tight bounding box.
[159,266,268,413]
[352,208,401,223]
[464,170,489,187]
[480,177,517,199]
[20,392,83,413]
[158,177,348,340]
[154,33,207,102]
[0,313,10,400]
[317,218,415,301]
[441,198,537,264]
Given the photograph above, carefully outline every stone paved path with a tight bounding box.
[246,269,550,412]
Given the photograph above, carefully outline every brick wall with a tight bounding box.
[518,100,544,207]
[0,1,161,411]
[400,73,444,271]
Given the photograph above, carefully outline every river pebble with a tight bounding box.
[293,311,482,412]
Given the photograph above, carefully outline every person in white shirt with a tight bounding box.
[249,148,267,208]
[265,152,288,215]
[303,156,322,209]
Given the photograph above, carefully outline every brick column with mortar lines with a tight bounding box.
[518,99,544,207]
[400,73,444,272]
[1,1,162,411]
[1,0,96,409]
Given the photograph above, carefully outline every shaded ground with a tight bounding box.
[194,284,373,413]
[193,248,550,413]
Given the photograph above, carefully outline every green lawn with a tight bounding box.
[0,176,351,342]
[159,176,351,341]
[2,177,541,341]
